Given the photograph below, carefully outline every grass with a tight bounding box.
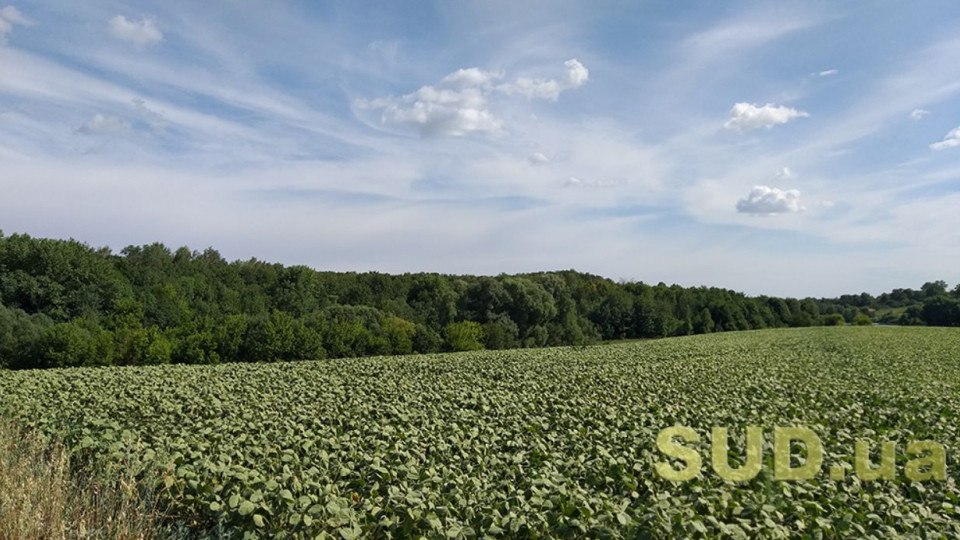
[0,420,169,540]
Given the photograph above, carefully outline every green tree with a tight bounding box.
[245,310,324,362]
[407,275,458,328]
[920,296,960,327]
[590,290,634,340]
[693,307,715,334]
[383,316,417,355]
[444,321,484,352]
[0,234,132,320]
[482,314,520,350]
[412,323,442,353]
[32,319,114,368]
[0,302,51,368]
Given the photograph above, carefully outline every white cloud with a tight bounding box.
[0,5,31,45]
[132,98,168,132]
[75,113,130,135]
[818,69,838,76]
[724,102,809,132]
[497,59,589,100]
[360,85,503,137]
[910,108,930,120]
[930,126,960,150]
[108,15,162,47]
[736,185,803,215]
[774,167,796,180]
[358,59,588,137]
[441,67,503,88]
[564,176,626,188]
[528,152,549,165]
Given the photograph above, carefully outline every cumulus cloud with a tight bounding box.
[930,126,960,150]
[497,59,589,100]
[358,59,588,137]
[818,69,838,76]
[358,85,503,137]
[910,108,930,120]
[724,102,809,132]
[76,113,130,135]
[0,5,31,45]
[736,185,803,215]
[108,15,162,47]
[441,68,503,88]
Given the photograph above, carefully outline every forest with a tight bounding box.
[1,231,958,369]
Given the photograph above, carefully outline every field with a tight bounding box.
[2,327,960,538]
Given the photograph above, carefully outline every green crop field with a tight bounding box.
[2,327,960,538]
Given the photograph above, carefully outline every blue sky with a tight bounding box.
[1,1,959,297]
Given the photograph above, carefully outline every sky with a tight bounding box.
[1,1,959,298]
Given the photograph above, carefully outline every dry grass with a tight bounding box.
[0,420,169,540]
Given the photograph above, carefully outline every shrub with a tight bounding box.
[822,313,845,326]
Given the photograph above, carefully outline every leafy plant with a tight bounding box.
[2,327,959,537]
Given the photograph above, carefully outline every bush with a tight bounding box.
[852,313,873,326]
[822,313,845,326]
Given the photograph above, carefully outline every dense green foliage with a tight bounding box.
[816,279,960,327]
[1,327,958,537]
[1,231,957,369]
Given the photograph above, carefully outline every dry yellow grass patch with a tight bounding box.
[0,421,167,540]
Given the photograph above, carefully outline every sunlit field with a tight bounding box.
[2,326,959,538]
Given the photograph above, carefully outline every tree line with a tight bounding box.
[0,232,956,369]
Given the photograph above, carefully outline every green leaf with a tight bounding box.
[339,525,362,540]
[238,500,256,516]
